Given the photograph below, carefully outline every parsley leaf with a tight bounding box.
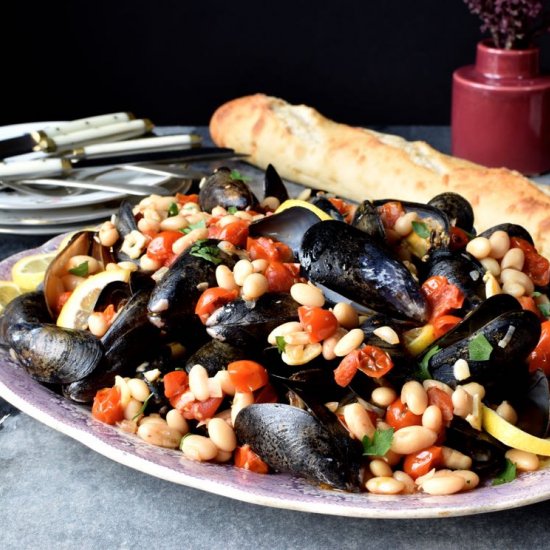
[416,346,440,380]
[492,459,517,485]
[132,393,154,421]
[468,333,493,361]
[362,427,394,456]
[167,202,179,217]
[190,240,222,265]
[68,261,89,277]
[538,303,550,318]
[275,336,286,353]
[229,169,251,182]
[181,219,206,234]
[411,221,430,239]
[532,291,542,298]
[227,206,238,214]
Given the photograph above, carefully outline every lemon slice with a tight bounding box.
[482,405,550,456]
[275,199,333,221]
[56,269,131,330]
[403,324,436,356]
[11,253,57,291]
[0,281,21,313]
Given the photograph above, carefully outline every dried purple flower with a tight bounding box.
[463,0,548,49]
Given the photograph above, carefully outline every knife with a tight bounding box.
[0,147,246,179]
[0,116,153,159]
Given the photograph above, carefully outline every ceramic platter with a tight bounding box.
[1,238,550,518]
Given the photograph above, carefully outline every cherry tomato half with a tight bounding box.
[179,396,223,421]
[334,346,394,387]
[377,201,405,230]
[146,230,183,265]
[92,386,124,425]
[298,306,338,343]
[529,320,550,375]
[217,219,250,248]
[247,236,294,263]
[227,360,269,392]
[195,287,239,324]
[426,387,454,425]
[432,314,462,339]
[264,262,301,292]
[403,446,443,480]
[385,397,422,430]
[421,275,464,322]
[163,371,189,399]
[510,237,550,287]
[234,444,270,474]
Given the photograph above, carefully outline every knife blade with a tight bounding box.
[0,117,153,159]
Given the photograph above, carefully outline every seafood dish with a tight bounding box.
[2,163,550,499]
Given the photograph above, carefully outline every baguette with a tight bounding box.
[210,93,550,258]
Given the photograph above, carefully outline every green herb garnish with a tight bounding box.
[167,202,179,217]
[229,169,251,182]
[416,346,440,380]
[362,427,394,456]
[227,206,238,214]
[532,291,542,298]
[190,239,222,265]
[492,459,517,485]
[411,221,430,239]
[538,303,550,318]
[275,336,286,353]
[68,261,89,277]
[468,333,493,361]
[132,393,153,421]
[181,219,206,234]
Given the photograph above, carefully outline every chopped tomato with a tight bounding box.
[195,287,239,324]
[55,290,73,315]
[529,320,550,375]
[432,314,462,339]
[175,193,199,205]
[328,197,355,223]
[421,276,465,322]
[426,387,454,425]
[298,306,338,343]
[234,444,270,474]
[385,397,422,430]
[179,396,223,421]
[334,346,394,386]
[264,262,302,292]
[403,446,443,479]
[518,296,542,318]
[146,230,183,265]
[247,236,294,263]
[217,219,250,248]
[449,226,470,251]
[163,371,189,399]
[377,201,405,230]
[511,237,550,287]
[92,386,124,425]
[227,360,269,392]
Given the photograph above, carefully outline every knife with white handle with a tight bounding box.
[0,112,137,159]
[0,158,72,178]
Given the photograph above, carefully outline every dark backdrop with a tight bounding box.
[3,1,550,127]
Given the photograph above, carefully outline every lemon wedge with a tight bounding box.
[0,281,22,313]
[56,268,131,330]
[275,199,333,221]
[11,253,57,291]
[482,405,550,456]
[403,324,436,356]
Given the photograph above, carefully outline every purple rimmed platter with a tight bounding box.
[1,236,550,519]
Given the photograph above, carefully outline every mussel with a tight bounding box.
[299,220,428,323]
[428,192,475,234]
[199,167,258,213]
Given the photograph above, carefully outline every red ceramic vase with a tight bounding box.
[452,40,550,175]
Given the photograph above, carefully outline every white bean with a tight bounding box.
[188,364,210,401]
[233,259,254,286]
[180,434,218,461]
[127,378,150,402]
[290,282,325,307]
[267,322,303,346]
[333,329,364,357]
[332,302,359,329]
[422,405,443,433]
[393,470,416,494]
[501,247,525,271]
[371,387,397,408]
[369,459,393,478]
[480,257,501,277]
[390,426,437,455]
[166,409,189,434]
[496,400,518,425]
[207,417,237,452]
[466,237,491,259]
[421,474,466,495]
[366,476,405,495]
[137,422,182,449]
[453,470,479,490]
[441,446,472,470]
[231,391,254,425]
[401,381,428,415]
[505,449,540,472]
[123,398,143,421]
[214,370,236,396]
[343,403,375,440]
[488,230,510,259]
[241,272,269,300]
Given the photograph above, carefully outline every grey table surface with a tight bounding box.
[2,126,550,550]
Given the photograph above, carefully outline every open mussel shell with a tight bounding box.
[478,223,534,245]
[420,295,541,395]
[199,167,258,213]
[234,403,362,491]
[309,195,345,221]
[113,200,140,263]
[206,293,299,349]
[43,230,114,318]
[183,339,253,376]
[7,322,104,384]
[428,192,475,233]
[248,206,323,258]
[263,164,289,204]
[0,290,51,347]
[351,200,386,242]
[299,220,428,323]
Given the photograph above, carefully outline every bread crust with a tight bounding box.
[210,94,550,258]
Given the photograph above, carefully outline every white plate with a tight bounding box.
[0,122,168,211]
[0,203,118,226]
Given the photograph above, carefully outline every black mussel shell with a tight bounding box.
[351,200,386,243]
[206,293,299,349]
[511,369,550,438]
[264,164,289,204]
[8,322,104,384]
[299,220,428,323]
[309,195,345,221]
[478,223,534,245]
[199,167,258,213]
[234,403,361,491]
[184,339,252,376]
[428,192,475,233]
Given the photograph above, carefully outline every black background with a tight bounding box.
[3,1,550,127]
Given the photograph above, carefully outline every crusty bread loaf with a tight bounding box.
[210,93,550,258]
